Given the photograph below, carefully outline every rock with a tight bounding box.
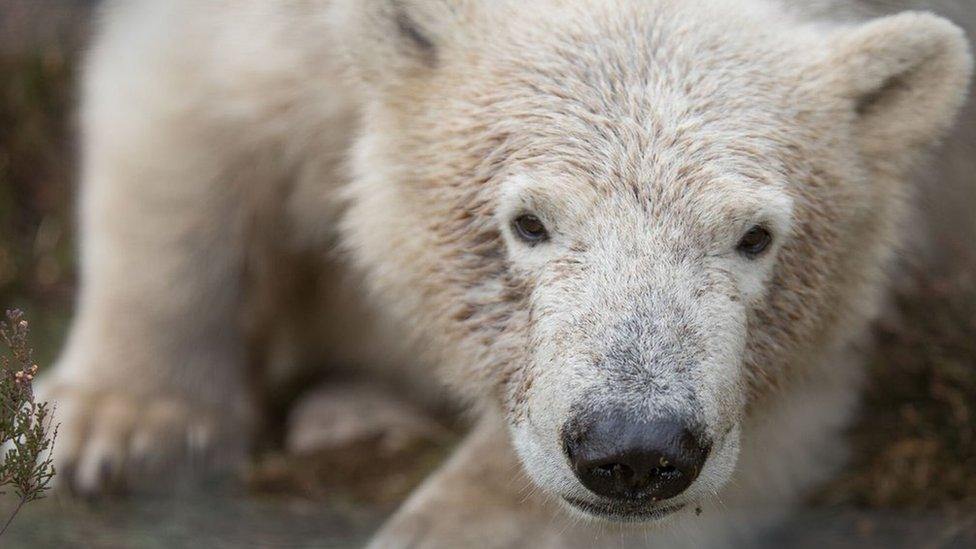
[249,382,457,508]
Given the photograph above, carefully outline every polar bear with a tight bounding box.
[42,0,971,547]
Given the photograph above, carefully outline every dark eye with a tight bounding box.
[512,214,549,244]
[737,225,772,257]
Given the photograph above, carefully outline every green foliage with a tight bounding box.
[0,309,56,537]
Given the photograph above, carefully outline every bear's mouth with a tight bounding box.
[561,496,686,523]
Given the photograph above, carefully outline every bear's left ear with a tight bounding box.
[827,12,972,161]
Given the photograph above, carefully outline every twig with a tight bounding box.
[0,497,25,537]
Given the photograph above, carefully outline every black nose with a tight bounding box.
[563,410,710,502]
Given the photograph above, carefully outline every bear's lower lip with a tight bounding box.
[562,496,685,523]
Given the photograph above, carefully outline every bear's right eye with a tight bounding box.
[512,214,549,244]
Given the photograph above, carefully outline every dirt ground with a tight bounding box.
[1,1,974,547]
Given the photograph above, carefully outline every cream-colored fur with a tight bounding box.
[42,0,971,547]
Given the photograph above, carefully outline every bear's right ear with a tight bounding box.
[329,0,468,91]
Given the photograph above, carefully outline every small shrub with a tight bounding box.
[0,309,56,537]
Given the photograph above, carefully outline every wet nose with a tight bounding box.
[563,410,710,502]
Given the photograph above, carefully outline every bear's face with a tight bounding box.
[334,0,971,524]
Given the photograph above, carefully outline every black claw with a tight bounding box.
[98,458,113,485]
[60,461,79,496]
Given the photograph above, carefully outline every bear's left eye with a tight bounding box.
[737,225,773,257]
[512,214,549,244]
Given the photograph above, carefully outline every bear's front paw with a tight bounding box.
[38,383,249,497]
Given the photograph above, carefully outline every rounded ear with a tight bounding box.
[328,0,467,91]
[828,12,973,161]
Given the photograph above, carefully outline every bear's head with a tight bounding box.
[331,0,971,523]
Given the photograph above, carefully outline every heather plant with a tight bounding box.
[0,309,56,537]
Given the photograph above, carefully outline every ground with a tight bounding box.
[0,1,973,547]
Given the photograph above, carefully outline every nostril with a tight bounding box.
[595,463,620,476]
[593,462,634,482]
[653,464,677,477]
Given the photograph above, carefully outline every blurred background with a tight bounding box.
[0,0,974,547]
[0,0,90,367]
